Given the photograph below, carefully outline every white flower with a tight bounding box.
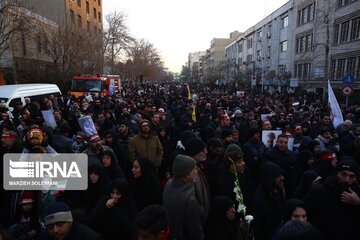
[237,204,246,213]
[245,215,254,223]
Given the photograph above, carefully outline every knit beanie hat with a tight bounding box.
[225,143,243,155]
[184,138,206,157]
[27,128,43,144]
[336,158,360,175]
[139,119,151,128]
[44,202,73,226]
[173,154,196,178]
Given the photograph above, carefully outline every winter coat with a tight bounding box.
[128,132,163,168]
[163,178,205,240]
[304,176,360,240]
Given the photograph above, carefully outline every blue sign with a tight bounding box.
[343,74,354,84]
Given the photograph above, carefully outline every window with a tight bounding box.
[296,33,313,54]
[295,63,311,79]
[77,15,82,27]
[347,57,356,75]
[94,8,97,19]
[98,0,101,6]
[257,31,262,41]
[256,50,262,60]
[238,43,243,53]
[298,3,315,26]
[281,16,289,28]
[331,60,336,79]
[70,9,75,23]
[350,17,360,40]
[335,17,360,44]
[336,59,346,78]
[280,40,288,52]
[338,0,358,8]
[278,64,286,74]
[98,12,101,22]
[77,0,81,7]
[86,1,89,13]
[340,21,350,43]
[87,21,90,32]
[247,38,253,49]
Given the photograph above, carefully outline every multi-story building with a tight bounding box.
[0,5,57,84]
[201,31,241,82]
[188,51,206,82]
[216,0,360,91]
[0,0,103,84]
[26,0,103,33]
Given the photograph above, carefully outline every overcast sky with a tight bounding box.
[103,0,289,73]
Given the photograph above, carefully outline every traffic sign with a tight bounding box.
[341,85,354,96]
[342,74,354,84]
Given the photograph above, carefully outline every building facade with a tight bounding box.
[188,51,206,82]
[26,0,103,33]
[204,0,360,91]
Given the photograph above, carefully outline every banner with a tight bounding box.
[328,80,344,128]
[41,110,57,129]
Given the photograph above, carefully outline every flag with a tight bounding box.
[192,105,196,123]
[187,85,191,100]
[328,80,344,128]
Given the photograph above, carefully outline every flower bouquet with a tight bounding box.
[231,158,254,240]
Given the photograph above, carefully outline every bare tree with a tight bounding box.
[0,0,34,62]
[38,14,102,88]
[124,39,165,83]
[103,11,135,74]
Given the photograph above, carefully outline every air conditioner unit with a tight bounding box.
[267,32,271,38]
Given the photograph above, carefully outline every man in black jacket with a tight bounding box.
[304,158,360,240]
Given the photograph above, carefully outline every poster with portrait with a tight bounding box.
[262,130,282,149]
[78,115,97,138]
[262,130,295,151]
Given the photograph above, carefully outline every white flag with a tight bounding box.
[328,80,344,128]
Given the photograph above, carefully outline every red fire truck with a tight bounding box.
[69,75,121,98]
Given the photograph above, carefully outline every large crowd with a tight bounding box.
[0,82,360,240]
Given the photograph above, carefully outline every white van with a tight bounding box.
[0,84,62,109]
